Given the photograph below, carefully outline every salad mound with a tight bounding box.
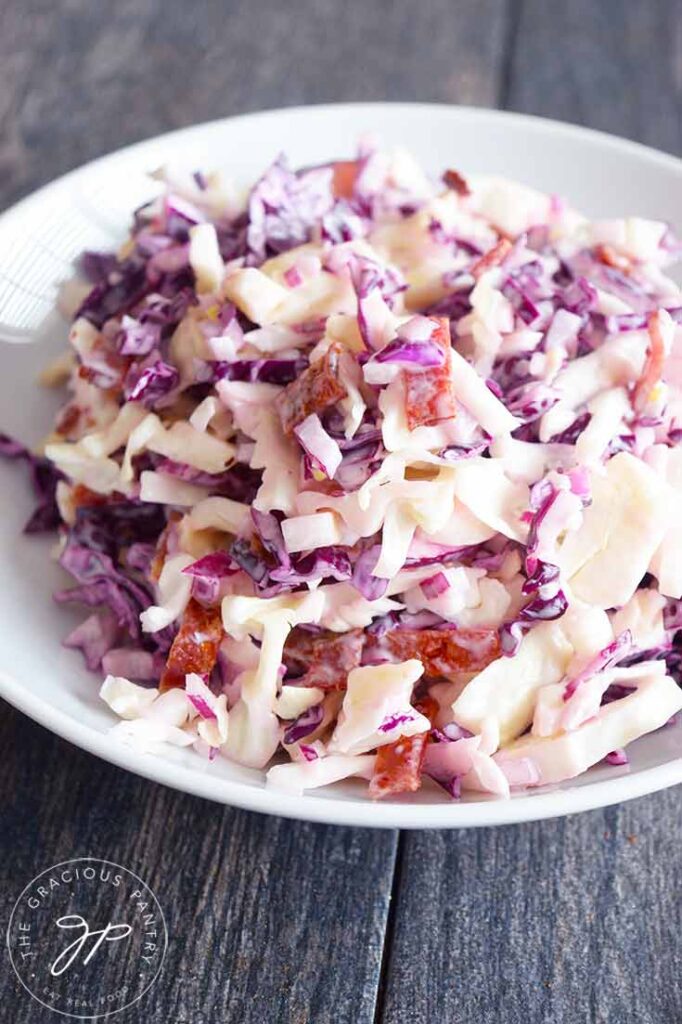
[5,143,682,801]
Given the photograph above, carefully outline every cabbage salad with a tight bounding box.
[4,143,682,801]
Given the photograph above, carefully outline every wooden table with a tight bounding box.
[1,3,680,1021]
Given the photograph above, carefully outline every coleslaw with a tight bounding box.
[4,142,682,801]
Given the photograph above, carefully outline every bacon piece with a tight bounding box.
[385,627,500,677]
[283,627,364,690]
[59,484,126,524]
[369,695,439,799]
[71,484,111,509]
[55,401,108,440]
[633,310,667,411]
[77,340,129,393]
[159,598,224,692]
[470,237,513,280]
[442,169,470,197]
[595,243,631,273]
[70,488,138,513]
[149,514,180,583]
[332,160,360,200]
[55,403,82,439]
[404,317,458,429]
[277,342,348,435]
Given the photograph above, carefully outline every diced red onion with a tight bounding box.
[420,572,450,599]
[284,265,303,288]
[187,693,218,721]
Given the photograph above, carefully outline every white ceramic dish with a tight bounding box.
[1,102,681,829]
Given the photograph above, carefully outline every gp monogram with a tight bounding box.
[6,858,167,1019]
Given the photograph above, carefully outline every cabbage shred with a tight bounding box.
[4,145,682,800]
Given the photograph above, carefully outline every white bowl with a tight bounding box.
[1,103,681,829]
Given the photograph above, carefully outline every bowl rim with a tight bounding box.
[2,101,681,829]
[4,666,682,828]
[4,100,681,219]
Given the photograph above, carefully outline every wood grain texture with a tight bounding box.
[380,795,682,1024]
[0,3,511,1022]
[0,0,510,208]
[0,704,397,1024]
[379,3,682,1022]
[1,1,682,1022]
[505,0,682,154]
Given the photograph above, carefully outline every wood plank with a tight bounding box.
[0,3,512,1022]
[504,0,682,154]
[0,704,397,1024]
[0,0,510,207]
[380,794,682,1024]
[380,2,682,1021]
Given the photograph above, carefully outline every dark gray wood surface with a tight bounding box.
[0,708,398,1024]
[381,795,682,1024]
[506,0,682,154]
[1,2,681,1022]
